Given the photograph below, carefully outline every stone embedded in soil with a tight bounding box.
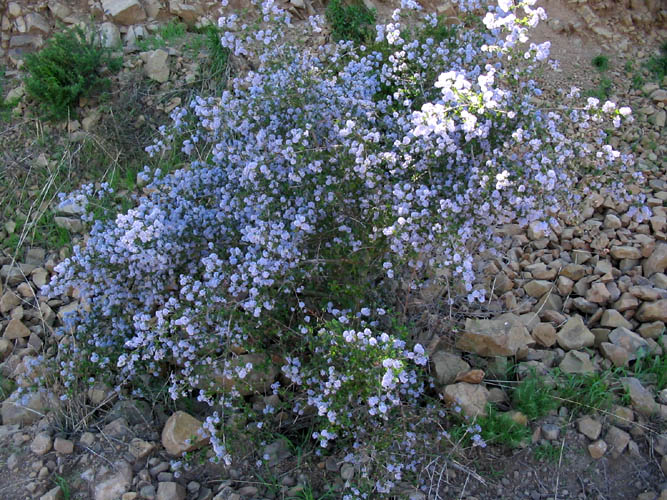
[128,438,154,460]
[588,439,607,459]
[577,416,602,440]
[456,313,533,357]
[1,391,46,425]
[556,315,595,351]
[559,350,595,374]
[30,431,52,455]
[161,411,209,456]
[53,437,74,454]
[156,482,185,500]
[621,377,659,416]
[636,299,667,322]
[606,426,631,457]
[442,382,490,417]
[94,460,133,500]
[40,486,64,500]
[541,423,560,440]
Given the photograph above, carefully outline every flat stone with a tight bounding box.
[559,350,595,374]
[161,411,209,456]
[636,299,667,322]
[621,377,659,416]
[629,285,663,302]
[577,416,602,440]
[556,315,595,351]
[442,382,490,417]
[456,313,533,357]
[611,246,642,260]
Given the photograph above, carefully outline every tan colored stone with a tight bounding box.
[600,309,632,329]
[54,437,74,454]
[3,318,31,340]
[600,342,629,367]
[577,416,602,440]
[456,313,533,357]
[454,369,485,384]
[610,245,642,260]
[621,377,658,416]
[0,290,21,314]
[588,439,607,459]
[559,350,595,374]
[636,299,667,322]
[443,383,489,417]
[102,0,146,25]
[644,243,667,277]
[556,315,595,351]
[30,431,52,455]
[532,322,556,347]
[161,411,209,456]
[606,426,630,456]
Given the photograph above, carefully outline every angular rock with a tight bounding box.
[102,0,146,25]
[156,482,186,500]
[636,299,667,322]
[600,309,632,329]
[98,22,121,48]
[606,426,630,457]
[559,350,595,374]
[532,322,556,347]
[169,0,204,26]
[94,460,133,500]
[588,439,607,459]
[608,327,649,358]
[600,342,630,367]
[638,321,665,339]
[128,438,155,460]
[443,382,489,417]
[54,217,83,232]
[430,351,469,386]
[456,313,533,357]
[30,431,53,455]
[556,315,595,351]
[141,49,170,83]
[577,416,602,440]
[40,486,64,500]
[455,369,485,384]
[586,282,611,304]
[0,290,21,314]
[560,263,588,281]
[25,13,50,36]
[524,280,552,298]
[161,411,209,456]
[610,245,642,260]
[621,377,659,416]
[54,437,74,454]
[644,243,667,277]
[1,391,46,425]
[3,318,31,340]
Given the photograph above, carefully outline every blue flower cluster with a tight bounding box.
[44,0,641,496]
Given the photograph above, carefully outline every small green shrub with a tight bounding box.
[478,406,531,448]
[555,370,614,415]
[326,0,376,43]
[23,25,122,120]
[533,442,561,463]
[136,19,187,51]
[591,54,609,72]
[645,41,667,81]
[512,370,558,420]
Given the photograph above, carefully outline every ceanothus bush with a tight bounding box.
[43,0,642,496]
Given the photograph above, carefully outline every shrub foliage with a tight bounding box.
[23,25,122,120]
[43,0,643,496]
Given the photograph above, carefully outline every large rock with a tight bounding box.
[556,315,595,351]
[636,299,667,322]
[644,243,667,277]
[102,0,147,25]
[608,327,649,358]
[169,0,204,26]
[442,382,489,417]
[1,391,46,425]
[620,377,658,416]
[430,351,470,386]
[455,313,533,357]
[161,411,209,456]
[94,460,133,500]
[141,49,170,83]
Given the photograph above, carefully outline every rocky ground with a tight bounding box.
[0,0,666,499]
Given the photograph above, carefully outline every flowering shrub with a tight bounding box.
[43,0,643,496]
